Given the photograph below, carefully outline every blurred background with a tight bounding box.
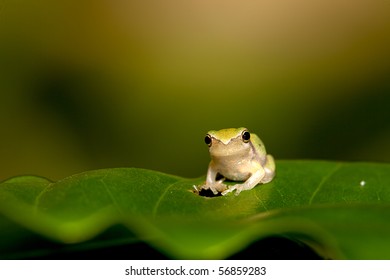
[0,0,389,181]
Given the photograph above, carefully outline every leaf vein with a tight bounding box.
[152,181,179,218]
[309,163,342,205]
[100,176,124,216]
[254,192,269,212]
[276,188,287,206]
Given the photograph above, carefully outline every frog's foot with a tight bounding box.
[221,184,244,196]
[208,181,228,194]
[195,180,227,195]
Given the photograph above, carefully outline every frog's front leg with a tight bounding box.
[222,166,265,196]
[202,162,227,194]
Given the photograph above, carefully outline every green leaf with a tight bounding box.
[1,161,390,259]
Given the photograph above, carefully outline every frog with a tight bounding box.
[197,127,275,196]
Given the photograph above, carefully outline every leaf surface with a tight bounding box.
[1,161,389,259]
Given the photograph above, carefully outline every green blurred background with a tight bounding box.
[0,0,389,182]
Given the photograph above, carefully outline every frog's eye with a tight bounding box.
[204,135,212,146]
[242,131,251,143]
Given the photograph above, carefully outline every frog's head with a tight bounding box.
[204,127,252,157]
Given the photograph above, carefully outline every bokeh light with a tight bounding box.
[1,0,389,181]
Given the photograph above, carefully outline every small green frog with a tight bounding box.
[197,127,275,196]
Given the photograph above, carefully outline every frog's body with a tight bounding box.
[200,127,275,196]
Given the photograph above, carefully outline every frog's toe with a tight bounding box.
[221,185,235,196]
[210,186,220,195]
[234,187,243,196]
[221,189,230,196]
[227,184,243,196]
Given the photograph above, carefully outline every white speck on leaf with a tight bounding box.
[360,180,366,187]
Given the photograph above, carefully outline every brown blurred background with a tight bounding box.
[0,0,389,181]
